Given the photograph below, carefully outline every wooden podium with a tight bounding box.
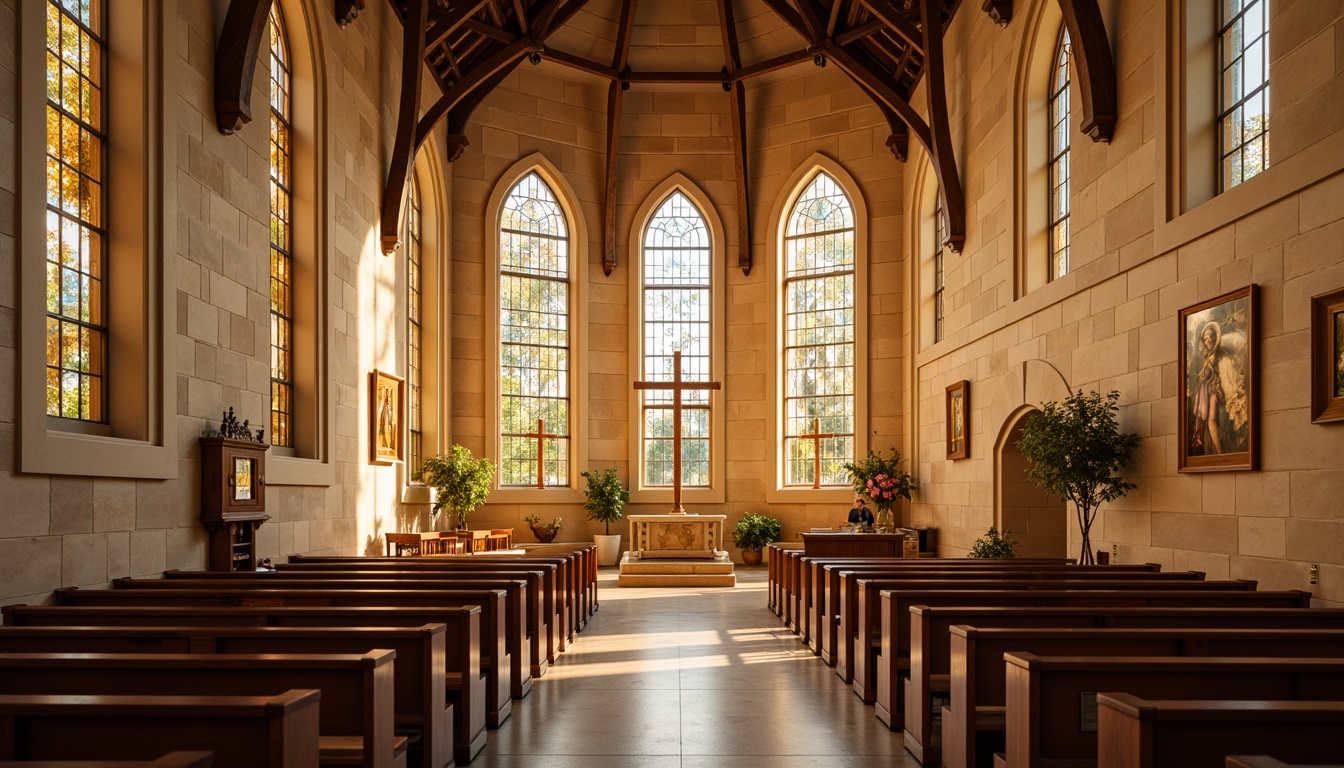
[199,436,270,571]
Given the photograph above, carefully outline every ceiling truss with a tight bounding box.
[211,0,1118,261]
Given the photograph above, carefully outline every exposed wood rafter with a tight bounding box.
[859,0,924,52]
[213,0,271,134]
[602,0,638,276]
[720,0,752,275]
[1058,0,1117,142]
[918,0,965,251]
[380,0,429,255]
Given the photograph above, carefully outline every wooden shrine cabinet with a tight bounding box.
[199,437,270,571]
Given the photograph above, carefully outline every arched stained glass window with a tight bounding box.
[406,176,423,479]
[1048,28,1071,281]
[269,5,293,447]
[45,0,107,422]
[500,172,571,487]
[783,173,855,487]
[933,192,945,343]
[1219,0,1270,189]
[641,192,712,488]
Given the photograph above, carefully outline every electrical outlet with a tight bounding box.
[1310,564,1320,586]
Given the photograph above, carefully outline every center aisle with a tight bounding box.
[476,565,922,768]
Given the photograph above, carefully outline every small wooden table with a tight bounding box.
[386,531,454,556]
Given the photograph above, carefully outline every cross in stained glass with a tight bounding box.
[800,417,837,489]
[633,351,721,513]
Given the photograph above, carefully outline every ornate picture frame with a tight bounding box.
[1311,287,1344,424]
[370,369,405,465]
[1178,284,1258,472]
[946,379,970,460]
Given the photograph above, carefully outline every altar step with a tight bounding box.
[617,553,736,587]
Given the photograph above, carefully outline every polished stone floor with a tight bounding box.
[474,565,923,768]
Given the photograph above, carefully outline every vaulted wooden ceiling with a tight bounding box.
[215,0,1117,272]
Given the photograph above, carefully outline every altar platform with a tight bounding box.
[618,514,736,587]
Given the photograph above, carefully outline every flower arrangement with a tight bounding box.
[842,448,915,529]
[524,514,563,543]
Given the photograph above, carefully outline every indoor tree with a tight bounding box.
[1016,390,1140,565]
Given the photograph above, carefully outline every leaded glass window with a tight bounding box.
[269,6,293,448]
[499,172,571,487]
[45,0,106,422]
[1219,0,1270,189]
[1048,28,1071,281]
[933,193,945,343]
[406,176,423,479]
[641,192,712,488]
[783,173,855,487]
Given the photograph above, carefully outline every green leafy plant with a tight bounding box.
[1015,390,1140,565]
[732,512,783,551]
[968,527,1019,558]
[581,466,629,535]
[841,448,915,526]
[523,514,563,542]
[420,444,495,529]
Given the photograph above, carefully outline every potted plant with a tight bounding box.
[968,526,1019,558]
[732,512,782,566]
[1016,390,1140,565]
[842,447,915,531]
[524,514,563,543]
[420,444,495,530]
[582,466,629,566]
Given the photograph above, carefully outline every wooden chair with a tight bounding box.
[488,530,513,551]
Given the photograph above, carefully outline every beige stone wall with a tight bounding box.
[0,0,427,605]
[450,62,906,547]
[905,0,1344,606]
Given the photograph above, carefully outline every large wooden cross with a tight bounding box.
[633,350,722,514]
[505,418,561,488]
[800,417,837,489]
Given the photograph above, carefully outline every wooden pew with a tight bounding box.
[54,585,514,732]
[1097,694,1344,768]
[0,621,466,768]
[3,605,489,763]
[0,754,215,768]
[0,690,320,767]
[274,561,561,670]
[133,573,535,698]
[1003,655,1344,768]
[939,627,1344,768]
[851,578,1259,707]
[0,651,403,768]
[766,542,805,615]
[1225,758,1344,768]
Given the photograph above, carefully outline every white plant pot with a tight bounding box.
[594,534,623,566]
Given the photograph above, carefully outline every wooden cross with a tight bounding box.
[633,350,722,513]
[800,417,837,489]
[505,418,560,488]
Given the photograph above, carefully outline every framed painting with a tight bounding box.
[946,379,969,460]
[1311,287,1344,423]
[1178,284,1258,472]
[370,369,405,465]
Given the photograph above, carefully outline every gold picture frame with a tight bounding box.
[1178,284,1258,472]
[370,369,405,465]
[946,379,969,460]
[1311,287,1344,424]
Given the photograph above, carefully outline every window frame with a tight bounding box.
[1216,0,1270,192]
[628,174,726,506]
[268,4,294,450]
[1047,27,1072,282]
[484,154,588,505]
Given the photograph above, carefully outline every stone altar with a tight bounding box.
[619,514,735,587]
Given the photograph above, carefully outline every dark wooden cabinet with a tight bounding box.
[199,437,270,571]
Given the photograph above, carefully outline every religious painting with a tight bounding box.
[232,457,253,501]
[370,369,405,465]
[1178,285,1258,472]
[946,380,969,460]
[1310,287,1344,423]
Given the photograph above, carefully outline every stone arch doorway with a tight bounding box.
[995,408,1067,559]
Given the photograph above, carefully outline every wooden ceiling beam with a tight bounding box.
[720,0,752,275]
[791,0,827,44]
[918,0,965,251]
[858,0,923,52]
[826,0,844,38]
[758,0,810,43]
[823,42,931,148]
[426,0,492,48]
[512,0,530,34]
[380,0,430,255]
[717,0,743,74]
[623,71,730,84]
[834,18,883,46]
[611,0,638,70]
[457,18,517,44]
[415,37,542,150]
[1058,0,1117,142]
[542,47,620,80]
[733,49,814,80]
[602,80,624,276]
[213,0,270,134]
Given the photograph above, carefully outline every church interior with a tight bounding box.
[1,0,1344,762]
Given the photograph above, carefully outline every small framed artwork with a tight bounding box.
[1178,284,1258,472]
[946,379,970,460]
[233,457,254,501]
[1311,287,1344,423]
[370,369,405,465]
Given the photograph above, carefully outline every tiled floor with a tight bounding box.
[474,565,923,768]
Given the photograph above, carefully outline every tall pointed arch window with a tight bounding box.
[783,173,855,487]
[1048,28,1071,281]
[499,172,571,487]
[268,6,294,448]
[1219,0,1269,189]
[641,192,713,487]
[933,193,945,343]
[46,0,107,422]
[405,175,423,479]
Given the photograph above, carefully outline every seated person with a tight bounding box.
[847,497,874,527]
